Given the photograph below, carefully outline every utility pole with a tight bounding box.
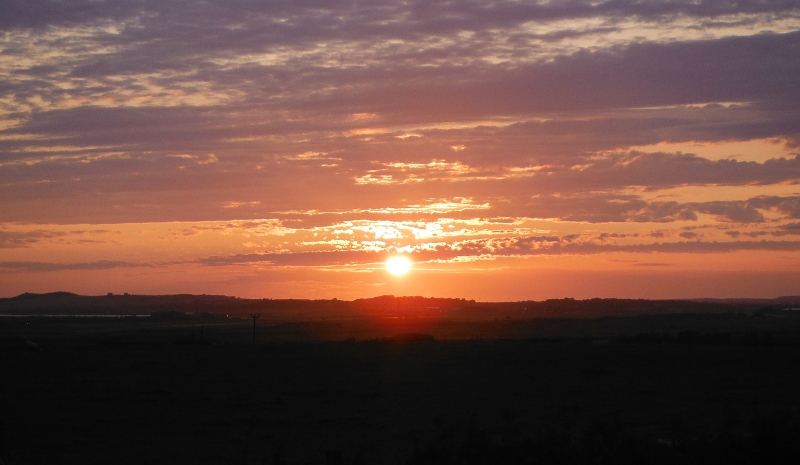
[250,314,260,345]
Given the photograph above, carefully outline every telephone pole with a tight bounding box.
[250,314,260,345]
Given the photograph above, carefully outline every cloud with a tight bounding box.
[566,153,800,190]
[462,236,800,257]
[0,260,144,272]
[486,193,794,224]
[0,229,68,248]
[774,222,800,235]
[197,250,386,268]
[194,235,800,268]
[5,1,796,33]
[750,195,800,219]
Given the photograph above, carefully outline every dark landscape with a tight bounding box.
[3,293,800,464]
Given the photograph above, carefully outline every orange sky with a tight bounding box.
[1,1,799,299]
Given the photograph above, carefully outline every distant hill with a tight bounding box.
[690,296,800,305]
[2,292,797,320]
[1,292,240,316]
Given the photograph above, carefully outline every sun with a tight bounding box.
[386,256,412,275]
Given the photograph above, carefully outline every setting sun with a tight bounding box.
[386,256,412,275]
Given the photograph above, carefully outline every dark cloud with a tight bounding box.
[750,195,800,219]
[299,31,800,121]
[476,236,800,256]
[0,229,67,248]
[198,250,387,267]
[774,222,800,235]
[486,194,796,225]
[0,260,144,272]
[694,201,764,223]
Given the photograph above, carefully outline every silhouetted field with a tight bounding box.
[3,314,800,464]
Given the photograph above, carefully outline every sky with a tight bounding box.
[1,0,800,300]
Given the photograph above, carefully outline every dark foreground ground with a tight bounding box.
[3,314,800,464]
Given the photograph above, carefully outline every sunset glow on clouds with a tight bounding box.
[2,0,800,299]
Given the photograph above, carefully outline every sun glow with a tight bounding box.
[386,256,412,275]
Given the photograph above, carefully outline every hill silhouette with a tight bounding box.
[3,292,799,319]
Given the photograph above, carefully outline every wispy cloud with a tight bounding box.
[0,260,145,272]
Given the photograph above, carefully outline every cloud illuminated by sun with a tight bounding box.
[386,256,412,275]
